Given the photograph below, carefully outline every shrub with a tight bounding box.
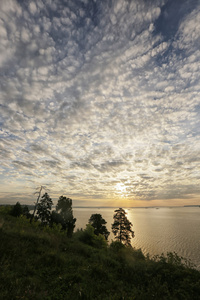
[109,240,126,252]
[0,205,13,216]
[76,224,108,248]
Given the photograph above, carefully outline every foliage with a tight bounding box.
[56,196,76,237]
[75,224,108,249]
[88,213,110,240]
[10,202,22,217]
[151,251,196,269]
[0,205,12,216]
[0,214,200,300]
[36,193,53,226]
[112,208,134,246]
[110,240,126,252]
[22,205,31,219]
[43,222,63,235]
[1,203,31,219]
[50,211,64,227]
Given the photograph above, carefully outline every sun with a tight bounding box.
[115,183,127,194]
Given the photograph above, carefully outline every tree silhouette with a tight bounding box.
[36,193,53,225]
[56,196,76,237]
[89,213,110,240]
[22,205,31,219]
[30,186,44,223]
[11,202,22,217]
[50,210,64,227]
[112,208,134,246]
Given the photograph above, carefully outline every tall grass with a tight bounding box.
[0,209,200,299]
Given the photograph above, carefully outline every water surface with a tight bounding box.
[73,207,200,269]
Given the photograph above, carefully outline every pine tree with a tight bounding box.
[11,202,22,217]
[56,196,76,237]
[89,214,110,240]
[36,193,53,225]
[112,208,134,246]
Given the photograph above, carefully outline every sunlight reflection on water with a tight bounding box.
[73,207,200,270]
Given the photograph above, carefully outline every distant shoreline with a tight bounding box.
[0,204,199,209]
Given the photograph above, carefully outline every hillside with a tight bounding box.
[0,210,200,300]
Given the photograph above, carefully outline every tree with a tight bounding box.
[30,186,44,223]
[11,202,22,217]
[22,205,31,219]
[56,196,76,237]
[36,193,53,226]
[77,224,108,248]
[88,213,110,240]
[50,210,64,227]
[112,208,134,246]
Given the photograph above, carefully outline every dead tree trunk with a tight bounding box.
[30,186,43,224]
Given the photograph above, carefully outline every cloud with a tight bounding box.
[0,0,200,205]
[12,161,36,170]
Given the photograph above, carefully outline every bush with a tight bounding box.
[0,205,13,216]
[76,224,108,248]
[109,240,126,252]
[152,252,196,269]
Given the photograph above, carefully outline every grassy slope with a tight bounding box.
[0,212,200,300]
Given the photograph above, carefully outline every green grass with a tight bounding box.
[0,211,200,300]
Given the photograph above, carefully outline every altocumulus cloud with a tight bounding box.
[0,0,200,206]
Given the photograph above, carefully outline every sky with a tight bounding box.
[0,0,200,207]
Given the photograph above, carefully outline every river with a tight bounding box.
[73,206,200,270]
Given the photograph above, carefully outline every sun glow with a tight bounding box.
[115,183,127,195]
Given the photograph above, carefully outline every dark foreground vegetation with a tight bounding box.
[0,206,200,300]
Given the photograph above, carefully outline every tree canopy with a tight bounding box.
[88,213,110,240]
[112,208,134,246]
[22,205,31,219]
[10,202,22,217]
[36,193,53,226]
[56,196,76,237]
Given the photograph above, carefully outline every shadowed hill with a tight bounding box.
[0,211,200,299]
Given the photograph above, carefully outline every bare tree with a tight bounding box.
[30,186,45,223]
